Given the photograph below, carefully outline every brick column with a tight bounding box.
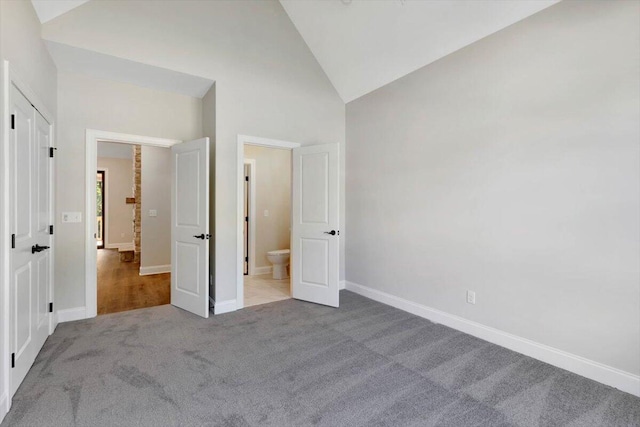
[133,145,142,263]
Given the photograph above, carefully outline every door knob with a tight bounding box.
[323,230,338,236]
[32,244,50,254]
[194,234,211,240]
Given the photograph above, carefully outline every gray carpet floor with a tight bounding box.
[2,291,639,427]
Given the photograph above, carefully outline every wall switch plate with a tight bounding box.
[149,209,158,217]
[466,290,476,305]
[62,212,82,223]
[264,210,269,217]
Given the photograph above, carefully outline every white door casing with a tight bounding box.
[85,130,181,319]
[9,85,51,395]
[171,137,210,318]
[34,110,52,347]
[291,143,340,307]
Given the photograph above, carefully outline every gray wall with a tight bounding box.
[140,146,172,270]
[42,0,345,304]
[346,0,639,375]
[56,71,202,309]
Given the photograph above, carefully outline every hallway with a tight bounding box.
[97,249,170,314]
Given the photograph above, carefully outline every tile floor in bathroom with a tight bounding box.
[244,273,291,307]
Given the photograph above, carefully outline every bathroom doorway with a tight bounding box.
[242,143,293,307]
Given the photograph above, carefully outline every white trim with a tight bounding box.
[96,167,109,247]
[243,159,256,276]
[139,264,171,276]
[344,280,640,397]
[104,242,134,250]
[0,392,7,424]
[214,299,237,315]
[1,61,10,414]
[86,130,181,319]
[339,280,345,290]
[47,106,58,338]
[57,307,87,323]
[252,266,272,276]
[238,135,300,150]
[5,64,54,124]
[236,135,300,311]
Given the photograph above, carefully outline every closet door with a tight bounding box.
[9,85,51,396]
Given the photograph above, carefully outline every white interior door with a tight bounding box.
[171,137,210,318]
[10,85,51,395]
[291,143,340,307]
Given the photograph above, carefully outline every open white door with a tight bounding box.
[171,138,210,318]
[291,143,340,307]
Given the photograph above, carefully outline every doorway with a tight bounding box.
[242,146,292,307]
[95,141,172,315]
[85,131,181,318]
[237,137,299,310]
[237,135,341,311]
[96,170,105,249]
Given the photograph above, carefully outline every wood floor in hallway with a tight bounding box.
[97,248,170,315]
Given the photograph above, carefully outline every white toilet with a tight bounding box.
[267,249,290,280]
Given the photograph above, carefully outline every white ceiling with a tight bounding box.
[32,0,560,103]
[31,0,90,23]
[46,41,214,98]
[280,0,560,102]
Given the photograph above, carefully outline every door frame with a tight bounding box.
[96,169,107,249]
[85,130,181,318]
[243,159,256,276]
[1,60,56,412]
[236,135,300,310]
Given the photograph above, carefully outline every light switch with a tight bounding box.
[62,212,82,223]
[149,209,158,217]
[264,210,269,217]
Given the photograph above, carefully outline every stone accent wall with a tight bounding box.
[133,145,142,263]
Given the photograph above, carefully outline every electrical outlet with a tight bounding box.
[149,209,158,217]
[466,290,476,305]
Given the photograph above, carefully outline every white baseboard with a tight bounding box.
[339,280,346,290]
[139,265,171,276]
[105,242,134,251]
[57,306,87,323]
[0,392,8,425]
[252,266,272,276]
[344,280,640,397]
[214,299,237,315]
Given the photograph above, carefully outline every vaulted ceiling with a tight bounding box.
[279,0,559,102]
[31,0,90,23]
[31,0,560,103]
